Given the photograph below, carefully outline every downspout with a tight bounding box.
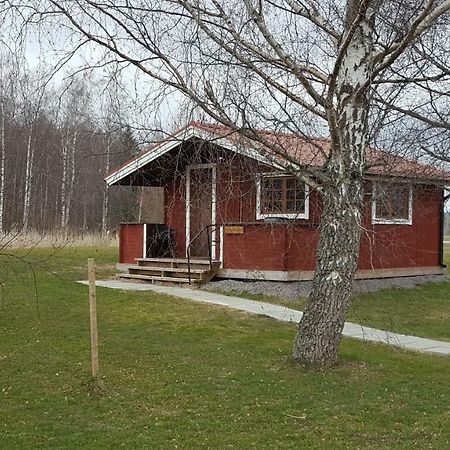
[439,191,450,268]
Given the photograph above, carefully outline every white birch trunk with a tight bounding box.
[64,130,77,230]
[138,187,144,223]
[60,129,77,231]
[101,135,111,236]
[293,2,376,365]
[60,135,68,230]
[43,176,49,230]
[23,126,35,234]
[0,101,5,235]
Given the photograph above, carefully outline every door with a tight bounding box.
[186,164,216,258]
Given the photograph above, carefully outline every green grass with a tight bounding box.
[216,246,450,342]
[2,247,450,449]
[348,246,450,340]
[223,282,450,342]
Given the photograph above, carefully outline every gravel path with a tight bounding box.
[202,275,448,301]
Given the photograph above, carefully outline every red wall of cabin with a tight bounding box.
[223,224,288,271]
[155,158,444,272]
[220,184,442,272]
[216,165,257,223]
[221,188,323,271]
[119,224,144,264]
[358,185,442,270]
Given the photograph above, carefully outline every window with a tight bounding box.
[257,175,309,219]
[372,182,412,225]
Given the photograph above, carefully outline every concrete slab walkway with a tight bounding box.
[78,279,450,356]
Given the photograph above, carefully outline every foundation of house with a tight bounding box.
[117,262,446,282]
[215,266,447,282]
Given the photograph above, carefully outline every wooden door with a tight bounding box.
[188,166,213,257]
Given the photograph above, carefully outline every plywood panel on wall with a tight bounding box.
[138,187,165,224]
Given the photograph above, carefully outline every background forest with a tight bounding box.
[0,62,166,239]
[0,40,448,241]
[1,70,448,239]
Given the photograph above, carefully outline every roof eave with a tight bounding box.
[104,124,282,185]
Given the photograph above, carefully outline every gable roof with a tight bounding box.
[105,121,450,185]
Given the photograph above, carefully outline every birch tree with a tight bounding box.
[60,128,77,229]
[101,132,111,236]
[0,95,5,236]
[0,50,10,235]
[58,80,90,231]
[99,76,125,236]
[20,77,46,234]
[14,0,450,365]
[22,122,35,233]
[0,44,27,234]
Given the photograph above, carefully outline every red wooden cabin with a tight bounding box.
[106,122,449,285]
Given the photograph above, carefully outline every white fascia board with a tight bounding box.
[104,125,282,185]
[104,127,198,186]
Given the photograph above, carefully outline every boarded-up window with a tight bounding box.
[373,182,412,224]
[138,187,165,223]
[260,176,306,216]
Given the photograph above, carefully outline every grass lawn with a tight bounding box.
[1,247,450,449]
[216,245,450,342]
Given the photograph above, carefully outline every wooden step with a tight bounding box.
[127,265,207,274]
[128,267,204,280]
[136,257,215,264]
[119,273,199,284]
[119,258,220,286]
[135,258,219,270]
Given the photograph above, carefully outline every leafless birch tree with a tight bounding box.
[20,76,46,233]
[0,94,6,235]
[9,0,450,364]
[58,80,90,231]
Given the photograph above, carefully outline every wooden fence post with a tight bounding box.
[88,258,99,379]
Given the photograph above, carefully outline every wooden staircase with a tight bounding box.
[118,257,220,286]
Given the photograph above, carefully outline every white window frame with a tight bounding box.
[256,173,310,220]
[372,181,413,225]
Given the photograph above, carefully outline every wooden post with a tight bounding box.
[88,258,99,379]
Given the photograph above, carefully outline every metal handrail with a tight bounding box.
[186,223,220,285]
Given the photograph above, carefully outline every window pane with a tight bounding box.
[261,176,305,215]
[285,178,305,213]
[375,183,410,220]
[262,178,283,213]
